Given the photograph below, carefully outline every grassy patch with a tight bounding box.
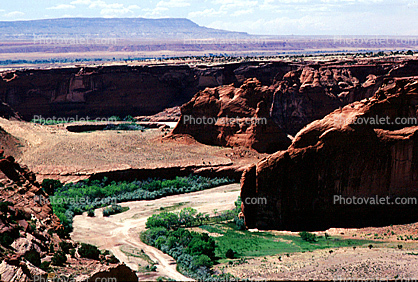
[157,202,189,212]
[199,223,378,259]
[120,245,154,265]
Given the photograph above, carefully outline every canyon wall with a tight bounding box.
[173,59,418,152]
[0,62,295,121]
[241,77,418,231]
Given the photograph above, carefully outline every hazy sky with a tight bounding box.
[0,0,417,35]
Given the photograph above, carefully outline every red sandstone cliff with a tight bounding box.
[241,77,418,230]
[172,78,291,153]
[0,62,296,121]
[172,60,404,153]
[0,151,137,281]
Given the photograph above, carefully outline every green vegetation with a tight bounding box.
[145,205,239,230]
[142,227,216,280]
[59,241,74,254]
[51,250,67,266]
[24,250,41,267]
[103,204,129,217]
[48,175,232,236]
[104,123,145,131]
[78,243,100,260]
[141,199,243,280]
[299,231,317,242]
[200,223,378,259]
[41,179,62,195]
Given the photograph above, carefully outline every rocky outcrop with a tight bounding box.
[172,60,411,152]
[0,150,61,281]
[82,264,138,282]
[136,106,181,122]
[271,64,387,135]
[0,101,20,120]
[0,150,138,281]
[172,78,291,153]
[241,77,418,230]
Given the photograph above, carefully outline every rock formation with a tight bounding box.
[241,77,418,230]
[0,150,138,281]
[271,63,387,135]
[0,62,297,121]
[172,59,414,153]
[172,78,291,153]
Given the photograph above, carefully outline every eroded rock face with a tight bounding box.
[0,150,61,281]
[172,78,291,153]
[271,64,387,135]
[172,60,413,153]
[241,77,418,231]
[82,264,138,282]
[0,150,138,281]
[0,62,297,121]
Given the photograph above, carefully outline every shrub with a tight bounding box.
[103,204,123,217]
[193,254,213,268]
[39,261,51,272]
[41,179,62,195]
[0,229,19,247]
[234,217,246,230]
[59,241,73,254]
[25,250,41,267]
[299,231,317,243]
[87,210,95,217]
[225,249,235,259]
[123,115,136,122]
[146,212,179,230]
[51,251,67,266]
[78,243,100,260]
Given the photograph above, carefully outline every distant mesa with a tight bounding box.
[0,17,251,41]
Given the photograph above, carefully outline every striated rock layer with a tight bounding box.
[172,59,418,152]
[241,77,418,230]
[172,78,291,153]
[0,150,138,281]
[0,62,294,121]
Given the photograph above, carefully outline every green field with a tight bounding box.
[200,223,378,259]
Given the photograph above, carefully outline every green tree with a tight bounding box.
[41,179,62,195]
[299,231,317,243]
[179,207,197,227]
[78,243,100,260]
[146,212,179,230]
[51,251,67,266]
